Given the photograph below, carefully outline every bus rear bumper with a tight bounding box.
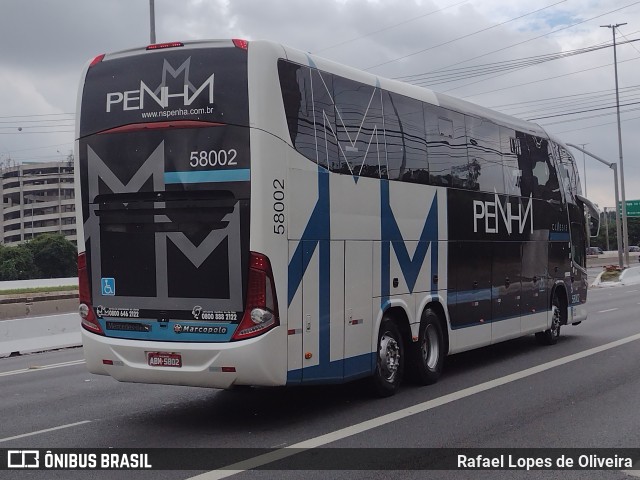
[81,327,287,389]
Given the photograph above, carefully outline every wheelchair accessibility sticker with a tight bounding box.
[101,278,115,296]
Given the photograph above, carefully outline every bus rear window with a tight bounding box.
[80,46,248,137]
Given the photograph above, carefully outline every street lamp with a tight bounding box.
[601,23,630,266]
[603,207,610,251]
[149,0,156,44]
[567,143,624,268]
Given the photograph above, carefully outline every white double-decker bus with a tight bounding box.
[75,39,598,396]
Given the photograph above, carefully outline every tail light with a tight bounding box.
[232,252,279,341]
[89,54,105,68]
[146,42,184,50]
[232,39,249,50]
[78,252,104,335]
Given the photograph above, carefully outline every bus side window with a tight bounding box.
[500,126,521,196]
[465,115,504,193]
[278,60,312,157]
[553,143,578,204]
[571,222,586,267]
[529,137,562,202]
[425,105,467,188]
[311,68,339,171]
[383,91,428,183]
[333,75,384,179]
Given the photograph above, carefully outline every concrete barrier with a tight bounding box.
[0,277,78,291]
[0,312,81,357]
[621,266,640,286]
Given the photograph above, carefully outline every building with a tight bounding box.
[0,161,76,245]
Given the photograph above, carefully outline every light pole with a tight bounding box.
[149,0,156,44]
[578,143,589,246]
[604,207,610,251]
[601,23,630,266]
[567,143,624,269]
[578,143,588,196]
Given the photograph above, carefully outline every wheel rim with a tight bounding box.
[378,332,400,383]
[550,304,561,338]
[421,324,440,370]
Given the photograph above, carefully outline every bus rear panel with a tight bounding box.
[76,40,285,388]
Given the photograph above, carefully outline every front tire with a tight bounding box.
[410,308,445,385]
[371,317,404,397]
[536,293,563,345]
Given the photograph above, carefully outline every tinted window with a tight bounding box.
[333,76,384,178]
[81,47,248,137]
[279,61,318,164]
[383,91,427,182]
[425,105,468,187]
[500,127,521,196]
[465,116,504,193]
[555,145,581,202]
[517,135,563,201]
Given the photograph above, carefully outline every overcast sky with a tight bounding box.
[1,0,640,210]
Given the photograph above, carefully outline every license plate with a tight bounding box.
[147,352,182,368]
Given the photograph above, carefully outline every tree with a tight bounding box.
[0,243,37,281]
[592,212,640,250]
[26,233,77,278]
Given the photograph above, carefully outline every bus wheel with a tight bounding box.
[371,317,404,397]
[536,294,562,345]
[410,308,444,385]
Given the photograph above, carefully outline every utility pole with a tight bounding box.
[149,0,156,44]
[601,23,630,267]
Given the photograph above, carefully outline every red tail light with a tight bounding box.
[232,39,249,50]
[232,252,279,341]
[78,252,104,335]
[89,54,105,68]
[146,42,184,50]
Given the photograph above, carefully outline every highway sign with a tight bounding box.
[618,200,640,217]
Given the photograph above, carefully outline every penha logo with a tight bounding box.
[473,194,533,235]
[105,57,214,113]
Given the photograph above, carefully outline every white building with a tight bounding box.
[0,161,76,245]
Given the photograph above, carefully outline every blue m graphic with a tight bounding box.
[380,180,439,304]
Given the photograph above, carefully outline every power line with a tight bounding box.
[527,100,640,121]
[402,40,638,88]
[313,0,470,54]
[364,0,567,71]
[458,56,640,99]
[427,0,640,92]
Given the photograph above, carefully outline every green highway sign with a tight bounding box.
[618,199,640,217]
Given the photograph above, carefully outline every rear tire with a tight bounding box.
[410,308,445,385]
[536,292,563,345]
[371,317,404,397]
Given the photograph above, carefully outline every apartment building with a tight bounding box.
[0,161,76,245]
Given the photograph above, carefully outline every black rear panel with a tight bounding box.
[78,43,250,342]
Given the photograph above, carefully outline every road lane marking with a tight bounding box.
[187,331,640,480]
[0,359,85,377]
[0,420,92,443]
[598,308,619,313]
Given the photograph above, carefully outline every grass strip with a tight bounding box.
[0,285,78,296]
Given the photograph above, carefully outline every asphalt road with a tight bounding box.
[1,284,640,480]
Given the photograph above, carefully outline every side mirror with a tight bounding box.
[589,215,600,238]
[576,195,600,238]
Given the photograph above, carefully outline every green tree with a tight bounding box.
[592,213,640,250]
[0,243,37,281]
[26,234,78,278]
